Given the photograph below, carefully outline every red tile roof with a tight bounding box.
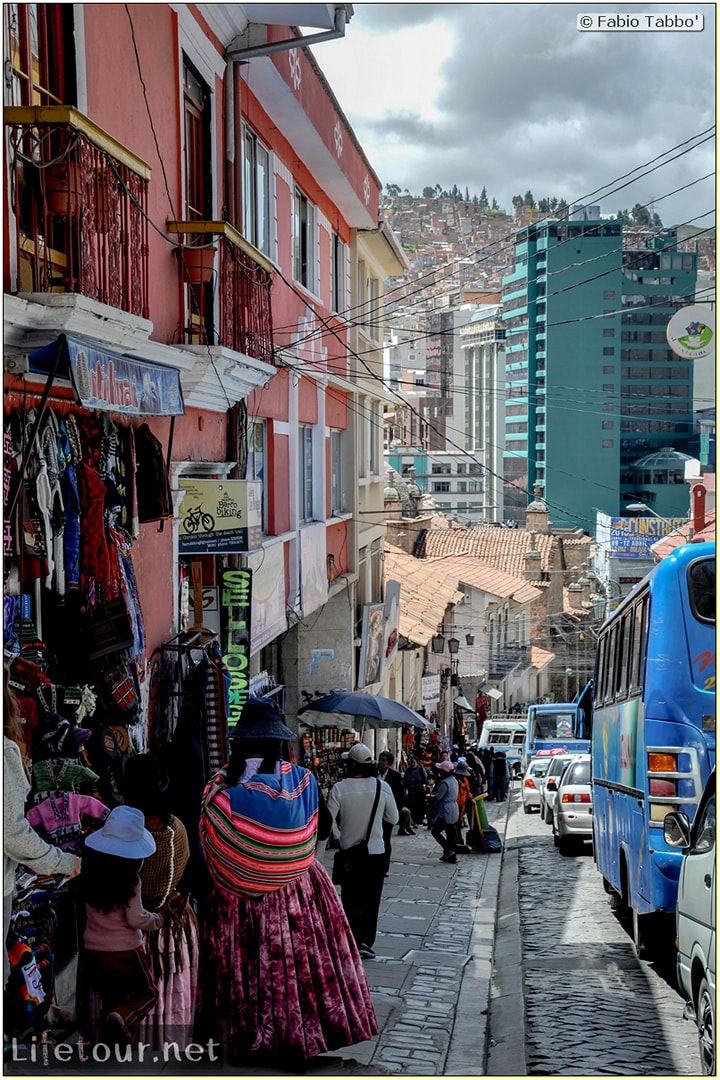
[650,509,716,561]
[422,554,542,605]
[384,547,464,646]
[421,524,562,577]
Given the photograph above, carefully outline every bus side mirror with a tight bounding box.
[663,811,691,848]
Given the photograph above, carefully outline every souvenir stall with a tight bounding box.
[2,338,181,1045]
[299,726,359,793]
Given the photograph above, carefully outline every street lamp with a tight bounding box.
[625,502,688,525]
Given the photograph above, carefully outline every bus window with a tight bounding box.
[595,635,606,705]
[688,558,715,623]
[630,595,647,693]
[608,623,619,699]
[617,609,634,699]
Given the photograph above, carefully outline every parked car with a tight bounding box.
[664,770,716,1075]
[551,755,593,853]
[521,756,552,813]
[539,752,580,824]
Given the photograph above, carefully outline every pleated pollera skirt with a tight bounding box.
[197,858,378,1065]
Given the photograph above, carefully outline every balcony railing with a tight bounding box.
[5,106,150,318]
[168,221,274,368]
[487,642,531,679]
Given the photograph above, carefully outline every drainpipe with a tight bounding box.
[224,6,349,233]
[691,482,707,537]
[226,6,348,63]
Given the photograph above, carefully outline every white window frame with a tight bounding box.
[293,186,317,293]
[330,428,344,514]
[299,424,314,521]
[331,232,347,315]
[247,418,267,533]
[242,123,271,256]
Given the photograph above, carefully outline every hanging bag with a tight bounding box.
[332,779,382,885]
[200,762,319,898]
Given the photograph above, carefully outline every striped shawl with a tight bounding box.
[200,762,319,897]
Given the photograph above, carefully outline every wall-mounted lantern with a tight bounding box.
[465,633,475,646]
[431,636,446,654]
[448,637,460,655]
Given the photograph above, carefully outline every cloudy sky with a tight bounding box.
[311,3,716,228]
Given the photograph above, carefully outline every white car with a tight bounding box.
[551,755,592,853]
[538,752,582,824]
[521,757,552,813]
[664,770,716,1075]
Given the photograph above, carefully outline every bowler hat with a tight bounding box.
[229,696,295,741]
[85,805,156,859]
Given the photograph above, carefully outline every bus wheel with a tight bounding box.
[603,877,625,914]
[632,908,659,961]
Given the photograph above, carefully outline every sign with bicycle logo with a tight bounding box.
[178,479,262,554]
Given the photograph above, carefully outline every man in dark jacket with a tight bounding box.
[378,751,415,878]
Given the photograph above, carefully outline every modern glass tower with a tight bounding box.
[501,218,696,529]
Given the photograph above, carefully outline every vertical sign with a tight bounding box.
[221,568,253,729]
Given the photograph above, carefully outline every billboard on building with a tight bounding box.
[381,580,401,677]
[610,517,687,558]
[178,480,262,554]
[357,603,385,688]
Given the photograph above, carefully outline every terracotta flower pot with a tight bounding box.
[177,244,217,284]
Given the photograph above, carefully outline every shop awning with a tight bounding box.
[28,334,185,417]
[485,687,504,701]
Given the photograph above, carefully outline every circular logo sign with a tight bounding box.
[666,305,715,360]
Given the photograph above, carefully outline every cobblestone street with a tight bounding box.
[511,795,702,1075]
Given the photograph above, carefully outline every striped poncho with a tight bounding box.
[199,762,319,897]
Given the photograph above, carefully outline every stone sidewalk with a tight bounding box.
[310,796,512,1076]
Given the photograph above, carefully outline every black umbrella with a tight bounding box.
[298,691,431,732]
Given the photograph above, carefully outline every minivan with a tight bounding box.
[664,770,715,1075]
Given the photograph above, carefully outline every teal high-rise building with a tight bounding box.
[501,217,696,529]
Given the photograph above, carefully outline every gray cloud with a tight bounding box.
[342,3,716,223]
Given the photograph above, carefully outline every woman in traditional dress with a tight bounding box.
[197,697,377,1069]
[122,753,199,1047]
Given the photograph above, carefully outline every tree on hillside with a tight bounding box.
[557,198,568,216]
[479,186,489,208]
[512,195,524,211]
[423,186,436,199]
[465,186,470,202]
[631,203,652,227]
[385,183,401,198]
[652,212,663,227]
[491,197,499,211]
[616,208,631,224]
[523,190,535,208]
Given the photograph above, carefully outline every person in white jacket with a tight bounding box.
[4,667,80,985]
[327,743,398,959]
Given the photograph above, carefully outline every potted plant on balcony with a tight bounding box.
[175,241,217,285]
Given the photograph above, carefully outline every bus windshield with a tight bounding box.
[688,558,715,624]
[534,712,577,739]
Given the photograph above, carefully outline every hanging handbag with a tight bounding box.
[85,598,134,659]
[332,779,382,885]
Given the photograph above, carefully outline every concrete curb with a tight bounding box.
[485,796,527,1076]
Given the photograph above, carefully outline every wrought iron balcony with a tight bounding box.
[487,641,531,679]
[168,221,274,368]
[5,106,150,318]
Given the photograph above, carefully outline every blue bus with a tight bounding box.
[591,541,715,959]
[523,685,593,769]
